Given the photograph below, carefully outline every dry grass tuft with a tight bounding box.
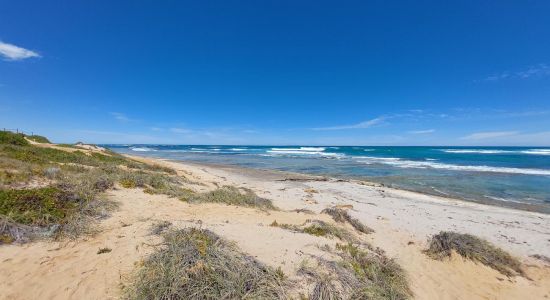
[425,231,524,277]
[322,207,373,234]
[271,219,355,243]
[124,228,287,299]
[299,243,411,300]
[189,186,276,210]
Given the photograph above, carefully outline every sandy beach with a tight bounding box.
[1,151,550,300]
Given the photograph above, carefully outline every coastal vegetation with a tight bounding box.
[0,130,183,243]
[299,243,411,299]
[26,135,51,144]
[425,231,524,277]
[321,207,374,234]
[270,219,355,242]
[188,185,277,210]
[123,228,287,299]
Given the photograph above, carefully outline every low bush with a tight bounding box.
[124,228,287,299]
[299,243,411,300]
[0,187,77,226]
[189,186,276,210]
[0,131,29,146]
[425,231,524,277]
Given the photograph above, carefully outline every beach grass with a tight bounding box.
[322,207,374,234]
[425,231,524,277]
[271,219,355,242]
[299,243,411,299]
[188,185,277,210]
[123,227,287,299]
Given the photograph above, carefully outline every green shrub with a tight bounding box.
[0,131,29,146]
[0,187,77,226]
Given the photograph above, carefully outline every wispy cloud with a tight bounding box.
[312,116,386,130]
[0,41,41,61]
[483,63,550,82]
[170,127,193,134]
[109,112,134,123]
[460,131,519,140]
[409,129,435,134]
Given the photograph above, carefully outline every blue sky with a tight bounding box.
[1,1,550,146]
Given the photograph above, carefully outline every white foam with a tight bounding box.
[484,195,525,204]
[131,147,155,152]
[355,156,400,161]
[441,149,513,154]
[230,148,248,151]
[270,147,325,152]
[522,149,550,156]
[266,149,343,158]
[442,148,550,156]
[356,157,550,176]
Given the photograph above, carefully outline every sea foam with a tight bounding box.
[356,156,550,176]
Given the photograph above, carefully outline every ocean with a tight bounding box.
[106,145,550,213]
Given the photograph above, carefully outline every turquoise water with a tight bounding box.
[106,145,550,213]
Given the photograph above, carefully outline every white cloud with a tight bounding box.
[0,41,40,61]
[460,131,519,140]
[312,117,385,130]
[109,112,133,122]
[484,63,550,81]
[409,129,435,134]
[170,127,193,134]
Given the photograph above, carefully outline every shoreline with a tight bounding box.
[129,153,550,215]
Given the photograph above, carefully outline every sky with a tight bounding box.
[1,1,550,146]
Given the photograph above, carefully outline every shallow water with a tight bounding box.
[106,145,550,213]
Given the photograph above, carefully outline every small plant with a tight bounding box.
[119,178,137,189]
[271,219,354,242]
[322,207,373,234]
[97,247,112,254]
[149,220,172,235]
[0,233,15,244]
[425,231,524,277]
